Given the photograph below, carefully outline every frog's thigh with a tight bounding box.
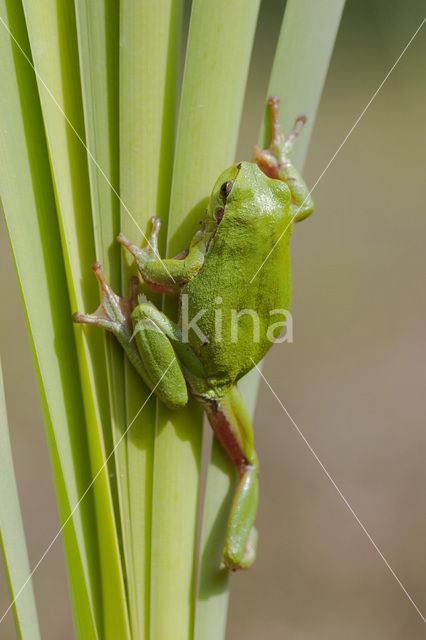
[133,302,206,380]
[131,303,188,409]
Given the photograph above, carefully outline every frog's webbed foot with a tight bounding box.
[73,262,139,339]
[253,96,313,223]
[117,217,183,296]
[252,144,279,179]
[283,113,306,153]
[235,526,258,571]
[117,215,161,263]
[253,95,306,180]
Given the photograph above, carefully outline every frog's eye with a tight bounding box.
[220,180,234,200]
[215,207,224,223]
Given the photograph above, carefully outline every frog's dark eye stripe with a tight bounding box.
[220,180,234,200]
[215,207,225,222]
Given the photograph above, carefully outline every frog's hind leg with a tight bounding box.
[253,95,313,223]
[202,386,259,570]
[131,301,207,409]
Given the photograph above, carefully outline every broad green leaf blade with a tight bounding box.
[0,359,41,639]
[240,0,345,410]
[147,2,260,639]
[74,0,121,282]
[74,3,131,636]
[260,0,346,165]
[194,439,233,640]
[166,0,261,253]
[241,0,346,432]
[0,2,100,636]
[21,2,129,636]
[197,1,345,637]
[119,1,184,636]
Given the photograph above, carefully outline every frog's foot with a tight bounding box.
[73,262,139,337]
[117,215,161,262]
[252,143,280,179]
[227,526,258,571]
[283,113,306,153]
[117,218,181,297]
[253,95,306,180]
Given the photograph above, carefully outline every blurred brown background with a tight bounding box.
[1,0,425,638]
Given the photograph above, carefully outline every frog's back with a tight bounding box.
[181,167,292,392]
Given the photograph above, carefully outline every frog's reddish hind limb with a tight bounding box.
[253,95,307,180]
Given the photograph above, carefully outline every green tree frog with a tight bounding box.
[73,97,313,570]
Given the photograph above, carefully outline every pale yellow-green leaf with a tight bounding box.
[197,1,345,637]
[119,1,184,636]
[149,1,261,639]
[74,2,131,636]
[11,0,128,635]
[0,2,100,635]
[0,359,41,639]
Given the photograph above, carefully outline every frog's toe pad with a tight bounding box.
[223,526,258,571]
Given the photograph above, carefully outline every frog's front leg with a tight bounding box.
[72,262,187,408]
[201,387,259,570]
[253,95,314,222]
[117,216,205,290]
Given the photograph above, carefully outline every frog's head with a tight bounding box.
[202,161,292,246]
[206,163,240,228]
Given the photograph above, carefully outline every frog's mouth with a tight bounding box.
[205,219,220,252]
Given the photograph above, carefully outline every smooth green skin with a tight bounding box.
[74,98,313,570]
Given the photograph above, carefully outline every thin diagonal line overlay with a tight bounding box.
[0,359,175,626]
[250,15,426,284]
[252,360,426,624]
[0,15,175,282]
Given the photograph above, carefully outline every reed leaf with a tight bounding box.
[0,1,347,637]
[20,2,129,636]
[0,2,100,635]
[0,359,41,639]
[196,1,345,637]
[150,1,261,639]
[119,1,184,636]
